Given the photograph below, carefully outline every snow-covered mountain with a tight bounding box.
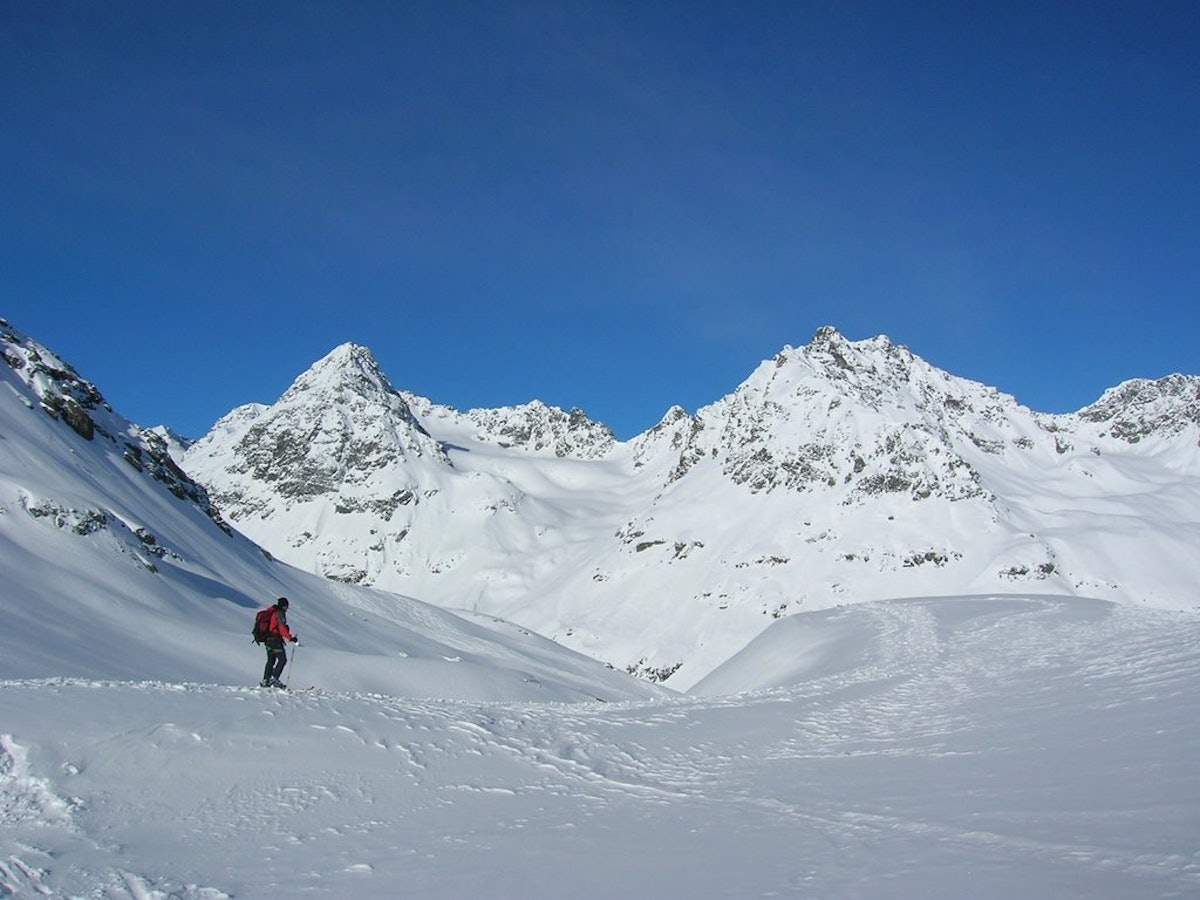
[183,326,1200,689]
[0,318,663,702]
[2,318,1197,897]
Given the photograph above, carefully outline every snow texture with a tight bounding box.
[2,598,1198,898]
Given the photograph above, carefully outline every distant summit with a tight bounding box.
[1077,374,1200,443]
[282,343,412,415]
[182,343,620,588]
[632,325,1022,501]
[184,343,450,577]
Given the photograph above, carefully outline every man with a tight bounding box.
[258,597,299,688]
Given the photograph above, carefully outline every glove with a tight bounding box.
[290,635,299,644]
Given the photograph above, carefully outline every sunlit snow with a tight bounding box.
[1,320,1197,897]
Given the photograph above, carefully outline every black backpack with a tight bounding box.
[252,607,274,643]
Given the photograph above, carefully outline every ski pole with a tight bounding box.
[286,641,298,687]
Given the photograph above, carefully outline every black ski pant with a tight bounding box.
[263,641,287,682]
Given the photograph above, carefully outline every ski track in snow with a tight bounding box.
[0,731,232,899]
[2,597,1199,898]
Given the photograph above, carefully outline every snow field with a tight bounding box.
[2,595,1198,898]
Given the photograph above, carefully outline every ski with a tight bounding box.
[256,682,319,694]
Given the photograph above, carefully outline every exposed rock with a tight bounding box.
[0,320,230,534]
[1077,374,1200,443]
[467,401,617,458]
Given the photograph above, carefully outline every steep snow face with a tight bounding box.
[0,321,664,702]
[185,326,1200,689]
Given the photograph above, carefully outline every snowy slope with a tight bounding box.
[3,595,1198,898]
[0,319,663,702]
[184,328,1200,688]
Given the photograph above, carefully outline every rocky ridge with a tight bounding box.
[1076,374,1200,444]
[0,318,228,534]
[401,393,618,459]
[632,327,1007,501]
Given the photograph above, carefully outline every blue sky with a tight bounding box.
[3,1,1197,440]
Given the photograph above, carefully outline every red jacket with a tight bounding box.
[265,607,295,643]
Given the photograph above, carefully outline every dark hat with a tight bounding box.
[276,597,289,608]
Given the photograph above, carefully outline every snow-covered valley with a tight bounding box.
[1,317,1198,897]
[4,596,1198,898]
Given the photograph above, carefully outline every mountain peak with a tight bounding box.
[184,342,446,517]
[324,341,378,368]
[1077,373,1200,443]
[809,324,846,345]
[282,342,395,403]
[798,327,902,371]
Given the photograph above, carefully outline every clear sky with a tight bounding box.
[3,1,1197,440]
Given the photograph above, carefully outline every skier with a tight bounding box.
[257,597,299,688]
